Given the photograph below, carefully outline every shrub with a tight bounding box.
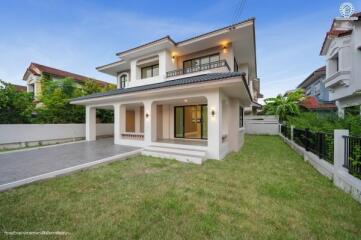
[0,80,35,123]
[287,112,361,136]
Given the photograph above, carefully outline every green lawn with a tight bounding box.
[0,136,360,239]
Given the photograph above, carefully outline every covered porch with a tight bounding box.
[73,73,251,161]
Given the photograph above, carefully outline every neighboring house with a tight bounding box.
[297,66,337,113]
[22,62,111,100]
[10,84,27,92]
[320,12,361,117]
[71,19,261,163]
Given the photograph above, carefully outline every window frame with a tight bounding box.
[118,74,127,89]
[234,57,239,72]
[183,53,220,70]
[141,64,159,79]
[239,106,244,128]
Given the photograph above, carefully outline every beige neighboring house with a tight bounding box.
[22,62,111,100]
[71,18,262,164]
[10,84,27,92]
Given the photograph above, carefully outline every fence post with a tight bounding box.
[333,129,349,172]
[291,125,294,141]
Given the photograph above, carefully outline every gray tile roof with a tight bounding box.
[71,72,245,102]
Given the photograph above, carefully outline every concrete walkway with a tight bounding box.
[0,138,141,191]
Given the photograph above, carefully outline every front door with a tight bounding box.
[174,105,207,139]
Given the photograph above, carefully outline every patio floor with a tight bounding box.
[0,138,140,188]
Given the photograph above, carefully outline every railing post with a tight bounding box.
[291,125,294,141]
[334,129,349,172]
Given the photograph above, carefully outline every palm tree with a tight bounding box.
[263,89,305,122]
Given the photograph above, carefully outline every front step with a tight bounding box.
[141,145,207,164]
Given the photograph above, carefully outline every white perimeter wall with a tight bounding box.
[244,115,279,135]
[0,124,114,144]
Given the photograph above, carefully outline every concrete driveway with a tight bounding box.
[0,138,141,191]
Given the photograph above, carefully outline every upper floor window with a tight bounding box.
[183,54,220,73]
[329,53,339,74]
[141,64,159,79]
[118,74,127,89]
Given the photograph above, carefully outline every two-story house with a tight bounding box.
[297,66,336,113]
[320,12,361,116]
[71,18,261,164]
[23,62,111,100]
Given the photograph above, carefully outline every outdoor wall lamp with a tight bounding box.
[172,55,176,63]
[222,45,228,53]
[211,109,216,117]
[145,112,149,118]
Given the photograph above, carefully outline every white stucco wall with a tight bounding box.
[244,116,279,135]
[0,124,114,145]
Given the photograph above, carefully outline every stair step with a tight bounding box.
[146,146,206,157]
[151,142,207,150]
[141,150,204,164]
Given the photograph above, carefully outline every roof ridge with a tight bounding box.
[115,18,255,57]
[28,62,109,85]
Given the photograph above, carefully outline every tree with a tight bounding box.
[35,76,115,123]
[0,80,35,123]
[263,89,305,122]
[35,76,85,123]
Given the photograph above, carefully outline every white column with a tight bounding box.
[85,106,96,141]
[334,129,349,171]
[120,105,126,133]
[207,90,222,160]
[291,125,295,141]
[162,104,170,139]
[228,98,240,152]
[336,101,344,118]
[134,106,141,133]
[113,104,121,144]
[143,100,153,145]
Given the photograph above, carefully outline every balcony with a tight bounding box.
[166,60,230,78]
[324,70,351,90]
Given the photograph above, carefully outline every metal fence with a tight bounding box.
[283,126,334,164]
[307,131,334,164]
[280,125,291,139]
[344,136,361,179]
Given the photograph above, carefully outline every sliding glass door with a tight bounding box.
[174,105,207,139]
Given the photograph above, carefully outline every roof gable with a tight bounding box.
[297,66,326,89]
[23,63,110,86]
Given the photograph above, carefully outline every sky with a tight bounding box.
[1,0,361,101]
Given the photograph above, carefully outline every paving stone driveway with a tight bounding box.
[0,138,140,186]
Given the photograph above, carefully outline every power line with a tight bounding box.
[232,0,247,23]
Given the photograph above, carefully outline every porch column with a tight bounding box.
[134,106,141,133]
[85,106,96,141]
[228,98,240,152]
[207,90,222,160]
[143,100,156,145]
[113,104,121,144]
[120,105,126,133]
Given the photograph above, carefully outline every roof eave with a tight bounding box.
[71,73,248,104]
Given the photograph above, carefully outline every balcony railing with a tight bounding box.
[121,132,144,141]
[166,60,230,78]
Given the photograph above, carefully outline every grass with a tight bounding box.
[0,135,360,239]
